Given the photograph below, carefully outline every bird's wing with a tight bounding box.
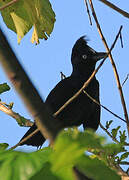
[83,79,100,131]
[45,77,76,114]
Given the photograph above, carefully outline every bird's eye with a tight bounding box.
[82,54,87,60]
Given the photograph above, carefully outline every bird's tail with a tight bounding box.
[19,123,45,148]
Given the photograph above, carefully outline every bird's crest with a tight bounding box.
[72,36,89,57]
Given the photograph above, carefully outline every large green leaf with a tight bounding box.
[30,162,60,180]
[49,129,121,180]
[50,130,105,179]
[0,147,52,180]
[0,0,55,44]
[76,155,121,180]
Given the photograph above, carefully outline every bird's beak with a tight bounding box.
[93,52,107,61]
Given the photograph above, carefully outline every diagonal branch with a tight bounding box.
[88,0,129,135]
[84,0,92,25]
[83,90,126,123]
[0,28,61,145]
[0,0,19,11]
[99,0,129,19]
[0,102,33,127]
[10,129,39,150]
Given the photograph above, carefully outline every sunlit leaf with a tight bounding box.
[0,0,55,44]
[106,120,113,129]
[50,129,105,180]
[0,147,52,180]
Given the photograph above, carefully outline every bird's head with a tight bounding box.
[71,36,107,76]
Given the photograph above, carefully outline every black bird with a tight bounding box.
[20,36,106,147]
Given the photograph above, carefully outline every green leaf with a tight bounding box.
[0,147,52,180]
[119,130,127,144]
[106,120,113,129]
[119,152,129,161]
[0,0,55,44]
[0,83,10,94]
[50,129,105,180]
[111,126,121,138]
[0,0,32,44]
[30,162,60,180]
[0,143,9,150]
[103,144,125,156]
[76,155,121,180]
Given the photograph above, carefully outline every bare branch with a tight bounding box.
[83,90,126,123]
[10,129,39,150]
[84,0,92,25]
[99,0,129,19]
[0,102,33,127]
[120,31,123,48]
[88,0,129,136]
[122,74,129,86]
[0,0,19,11]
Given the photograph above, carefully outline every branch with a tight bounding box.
[122,74,129,86]
[10,129,39,150]
[0,0,19,11]
[0,102,33,127]
[83,90,126,123]
[84,0,92,25]
[88,0,129,136]
[99,0,129,19]
[0,28,61,144]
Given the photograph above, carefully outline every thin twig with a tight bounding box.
[84,0,92,25]
[100,123,120,143]
[83,90,126,123]
[0,0,19,11]
[0,102,33,127]
[119,161,129,166]
[122,74,129,86]
[10,129,39,150]
[99,0,129,19]
[88,0,129,136]
[120,31,123,48]
[54,26,123,118]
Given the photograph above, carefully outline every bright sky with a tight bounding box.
[0,0,129,154]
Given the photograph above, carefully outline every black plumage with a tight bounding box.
[20,36,106,147]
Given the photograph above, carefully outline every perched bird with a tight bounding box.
[20,36,106,147]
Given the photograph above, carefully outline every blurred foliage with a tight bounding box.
[0,130,122,180]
